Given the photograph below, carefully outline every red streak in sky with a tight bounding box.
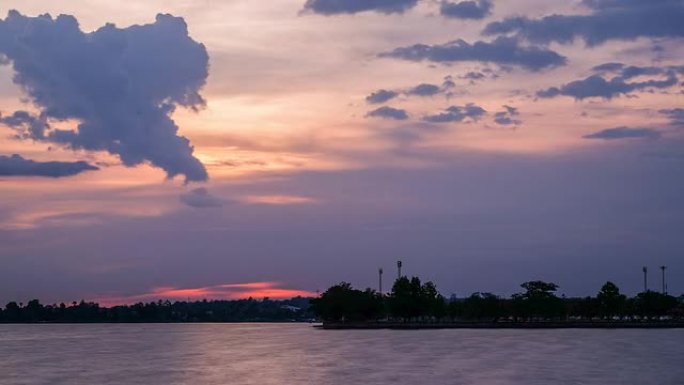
[93,282,317,307]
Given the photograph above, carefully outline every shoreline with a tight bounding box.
[319,321,684,330]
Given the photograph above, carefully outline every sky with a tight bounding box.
[0,0,683,305]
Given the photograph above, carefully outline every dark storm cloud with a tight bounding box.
[366,89,399,104]
[406,83,441,96]
[0,154,98,177]
[423,103,486,123]
[483,0,684,46]
[494,105,521,126]
[366,106,409,120]
[440,0,493,20]
[537,72,678,100]
[380,37,567,71]
[179,188,224,208]
[302,0,419,15]
[583,127,662,140]
[0,11,209,182]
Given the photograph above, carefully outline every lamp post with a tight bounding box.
[378,268,383,295]
[397,260,403,280]
[642,266,648,292]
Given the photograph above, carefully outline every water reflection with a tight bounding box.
[1,324,683,384]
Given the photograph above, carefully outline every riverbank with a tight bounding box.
[319,321,684,329]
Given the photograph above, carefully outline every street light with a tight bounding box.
[642,266,648,292]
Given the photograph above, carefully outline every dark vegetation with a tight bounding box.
[310,277,684,324]
[3,278,682,325]
[0,297,314,323]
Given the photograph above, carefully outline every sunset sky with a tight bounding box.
[1,0,683,305]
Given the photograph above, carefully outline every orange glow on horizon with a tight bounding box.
[92,281,317,307]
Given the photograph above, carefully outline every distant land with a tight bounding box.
[310,277,684,329]
[0,297,315,323]
[2,276,683,327]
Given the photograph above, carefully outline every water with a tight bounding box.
[1,324,683,385]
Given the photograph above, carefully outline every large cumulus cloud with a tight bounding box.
[0,154,98,177]
[483,0,684,46]
[303,0,419,15]
[380,37,566,71]
[0,11,210,182]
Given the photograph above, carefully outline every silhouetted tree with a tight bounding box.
[309,282,383,322]
[514,281,564,320]
[633,291,678,319]
[596,281,626,319]
[461,293,502,321]
[388,276,444,321]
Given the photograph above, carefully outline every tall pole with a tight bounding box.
[642,266,648,292]
[397,260,402,280]
[378,268,383,295]
[660,266,667,294]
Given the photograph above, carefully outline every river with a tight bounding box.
[1,324,682,384]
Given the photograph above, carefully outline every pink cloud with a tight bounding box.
[93,281,317,307]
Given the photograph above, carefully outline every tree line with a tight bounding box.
[310,277,684,323]
[0,297,314,323]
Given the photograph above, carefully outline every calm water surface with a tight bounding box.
[1,324,683,385]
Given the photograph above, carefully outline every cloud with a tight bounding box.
[483,0,684,46]
[302,0,419,15]
[537,72,678,100]
[440,0,493,20]
[95,281,317,306]
[366,89,399,104]
[660,108,684,128]
[367,80,454,104]
[0,11,209,182]
[179,188,223,208]
[423,103,486,123]
[366,106,409,120]
[592,62,624,72]
[406,83,442,96]
[242,195,318,205]
[462,71,486,81]
[591,63,684,79]
[0,111,48,139]
[442,75,457,89]
[380,37,566,71]
[0,154,98,177]
[494,105,521,126]
[583,127,662,140]
[620,66,665,80]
